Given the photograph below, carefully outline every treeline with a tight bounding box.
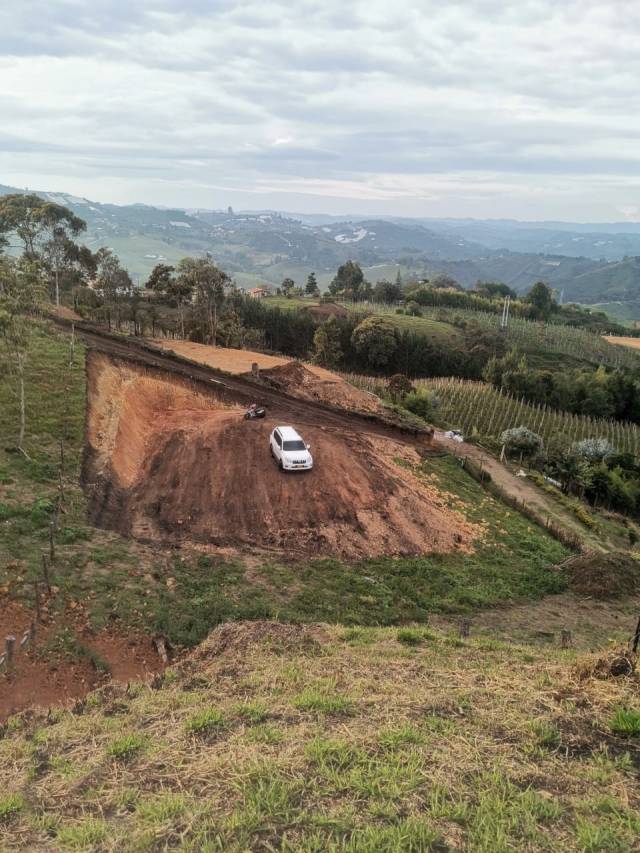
[484,351,640,423]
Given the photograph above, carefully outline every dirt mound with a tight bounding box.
[83,351,480,559]
[188,621,328,665]
[257,360,384,415]
[575,649,637,681]
[563,552,640,598]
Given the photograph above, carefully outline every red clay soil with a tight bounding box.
[0,600,161,722]
[82,351,480,559]
[254,360,384,415]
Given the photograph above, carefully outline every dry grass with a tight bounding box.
[1,621,640,851]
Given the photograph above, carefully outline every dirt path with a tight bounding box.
[435,431,595,549]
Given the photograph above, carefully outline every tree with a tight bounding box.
[387,373,414,403]
[281,277,295,298]
[94,248,133,330]
[306,272,319,296]
[476,281,516,299]
[177,257,229,343]
[329,261,369,300]
[430,273,461,291]
[313,317,343,367]
[526,282,555,320]
[351,316,398,368]
[373,280,402,304]
[500,426,544,459]
[147,263,193,339]
[0,257,46,452]
[0,193,86,262]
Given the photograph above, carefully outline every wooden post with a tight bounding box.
[460,620,471,639]
[58,440,65,505]
[70,323,75,364]
[42,553,51,593]
[49,522,56,563]
[632,616,640,654]
[5,636,16,671]
[34,580,42,623]
[561,629,572,649]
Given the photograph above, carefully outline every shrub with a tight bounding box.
[500,426,544,458]
[403,389,434,421]
[397,628,424,646]
[387,373,414,403]
[573,437,616,462]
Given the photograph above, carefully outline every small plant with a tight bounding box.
[235,701,268,725]
[107,733,147,762]
[56,817,109,849]
[610,707,640,738]
[378,723,424,750]
[0,794,24,823]
[305,737,362,770]
[185,707,225,737]
[293,687,351,715]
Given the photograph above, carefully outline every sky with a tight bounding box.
[1,0,640,221]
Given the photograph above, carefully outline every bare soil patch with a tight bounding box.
[0,600,160,722]
[603,335,640,350]
[82,351,480,559]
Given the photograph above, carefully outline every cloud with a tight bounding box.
[1,0,639,218]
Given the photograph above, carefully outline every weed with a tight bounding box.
[107,733,147,762]
[378,724,424,750]
[293,686,352,715]
[235,701,269,725]
[185,707,225,737]
[575,819,629,852]
[305,737,363,771]
[0,794,24,823]
[136,792,187,824]
[56,817,109,849]
[610,707,640,738]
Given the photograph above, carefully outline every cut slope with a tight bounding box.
[82,351,479,558]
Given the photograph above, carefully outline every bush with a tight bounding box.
[573,437,616,462]
[500,426,544,458]
[403,389,434,421]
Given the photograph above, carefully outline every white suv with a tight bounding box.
[270,426,313,471]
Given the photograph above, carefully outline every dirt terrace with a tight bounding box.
[82,350,480,559]
[152,339,384,414]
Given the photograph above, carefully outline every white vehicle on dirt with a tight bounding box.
[270,426,313,471]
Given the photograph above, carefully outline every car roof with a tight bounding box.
[275,425,303,440]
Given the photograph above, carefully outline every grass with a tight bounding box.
[2,623,640,851]
[610,707,640,738]
[185,707,225,737]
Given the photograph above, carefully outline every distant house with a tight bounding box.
[249,287,270,299]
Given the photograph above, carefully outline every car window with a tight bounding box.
[283,439,306,451]
[274,432,282,447]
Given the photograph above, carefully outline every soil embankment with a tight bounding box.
[82,350,480,559]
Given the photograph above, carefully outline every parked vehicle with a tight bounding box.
[269,425,313,471]
[444,429,464,443]
[244,404,266,420]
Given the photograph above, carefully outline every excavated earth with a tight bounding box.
[82,350,480,559]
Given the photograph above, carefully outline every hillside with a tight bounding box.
[2,619,640,851]
[4,184,640,317]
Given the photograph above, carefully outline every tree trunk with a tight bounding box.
[17,352,26,451]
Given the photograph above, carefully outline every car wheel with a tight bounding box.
[278,460,284,471]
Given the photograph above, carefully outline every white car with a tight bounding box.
[270,426,313,471]
[444,429,464,443]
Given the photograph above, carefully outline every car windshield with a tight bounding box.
[283,439,306,451]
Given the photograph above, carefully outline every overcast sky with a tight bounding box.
[1,0,639,220]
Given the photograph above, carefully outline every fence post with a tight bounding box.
[460,620,471,638]
[561,629,572,649]
[5,636,16,672]
[34,580,42,623]
[42,553,51,593]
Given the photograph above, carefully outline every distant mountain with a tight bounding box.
[2,183,640,318]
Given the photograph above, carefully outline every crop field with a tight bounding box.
[344,374,640,454]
